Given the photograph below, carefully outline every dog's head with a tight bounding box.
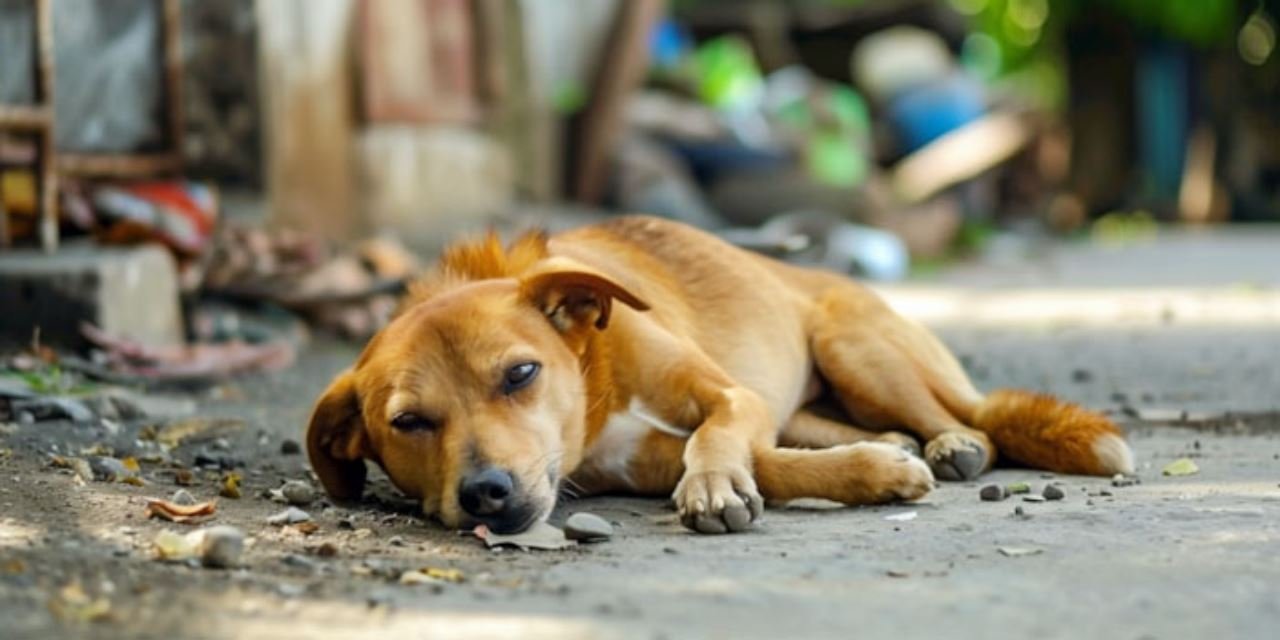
[306,253,647,533]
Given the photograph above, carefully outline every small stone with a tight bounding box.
[1071,369,1093,383]
[388,535,405,547]
[280,480,316,506]
[1042,485,1065,501]
[198,526,245,569]
[1012,506,1029,519]
[1022,495,1046,503]
[1111,474,1139,487]
[979,484,1007,501]
[564,512,613,541]
[171,489,197,506]
[267,507,312,525]
[1005,482,1031,495]
[282,554,318,571]
[280,439,301,455]
[89,457,131,482]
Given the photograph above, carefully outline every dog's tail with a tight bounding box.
[969,389,1134,476]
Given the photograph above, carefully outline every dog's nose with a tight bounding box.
[458,467,515,518]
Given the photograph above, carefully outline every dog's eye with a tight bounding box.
[502,362,540,394]
[389,412,437,432]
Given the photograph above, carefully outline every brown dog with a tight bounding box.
[307,216,1133,534]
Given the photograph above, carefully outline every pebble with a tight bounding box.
[979,484,1007,501]
[388,535,405,547]
[1111,474,1139,487]
[171,489,197,506]
[281,480,316,506]
[564,512,614,541]
[89,457,131,482]
[1043,485,1065,501]
[198,526,245,569]
[1022,495,1046,503]
[282,554,318,572]
[280,439,301,455]
[267,507,312,525]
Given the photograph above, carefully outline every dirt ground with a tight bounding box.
[3,233,1280,639]
[3,331,1278,640]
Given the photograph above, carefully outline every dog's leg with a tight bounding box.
[781,410,919,457]
[808,288,994,481]
[754,443,934,505]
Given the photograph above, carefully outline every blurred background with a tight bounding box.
[1,0,1278,358]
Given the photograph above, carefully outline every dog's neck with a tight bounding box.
[579,333,621,449]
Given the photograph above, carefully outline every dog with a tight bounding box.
[307,216,1134,534]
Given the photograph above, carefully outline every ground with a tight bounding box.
[2,229,1279,639]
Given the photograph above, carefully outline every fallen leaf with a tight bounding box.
[121,476,147,487]
[121,457,140,472]
[1005,482,1031,495]
[399,567,465,585]
[173,468,196,486]
[997,546,1044,557]
[220,472,242,499]
[1162,458,1200,477]
[153,530,200,561]
[153,418,245,448]
[145,498,217,523]
[292,522,319,535]
[423,567,465,582]
[473,522,576,551]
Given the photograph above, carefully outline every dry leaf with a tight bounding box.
[153,418,245,448]
[146,498,217,523]
[473,522,576,550]
[1162,458,1199,476]
[292,522,319,535]
[48,582,112,623]
[220,473,242,499]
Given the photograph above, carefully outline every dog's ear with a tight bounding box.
[306,371,371,501]
[520,257,650,333]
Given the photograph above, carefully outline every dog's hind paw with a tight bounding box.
[925,431,993,481]
[673,468,764,534]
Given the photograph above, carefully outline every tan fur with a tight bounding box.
[307,216,1135,534]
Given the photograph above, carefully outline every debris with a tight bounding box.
[1162,458,1200,477]
[173,468,196,486]
[198,525,246,568]
[1043,485,1065,501]
[1071,369,1093,383]
[267,507,312,526]
[292,522,320,536]
[219,472,242,499]
[400,567,465,585]
[280,480,316,506]
[1012,506,1030,520]
[311,542,339,558]
[884,511,918,522]
[997,546,1044,558]
[47,582,112,623]
[1110,473,1138,487]
[279,439,301,455]
[1022,495,1046,503]
[51,456,94,482]
[153,530,200,561]
[171,489,197,506]
[88,457,140,483]
[81,323,295,385]
[1005,482,1031,495]
[152,417,246,449]
[565,512,614,542]
[979,484,1007,501]
[145,498,217,523]
[473,522,576,551]
[388,535,405,547]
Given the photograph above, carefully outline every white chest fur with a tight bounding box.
[585,399,687,485]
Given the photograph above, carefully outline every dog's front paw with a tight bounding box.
[924,431,994,481]
[673,467,764,534]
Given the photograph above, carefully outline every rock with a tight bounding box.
[1111,474,1139,487]
[88,457,132,482]
[565,512,614,541]
[171,489,197,506]
[388,535,405,547]
[198,526,245,568]
[1042,485,1065,501]
[280,480,316,506]
[280,439,301,455]
[1022,495,1046,503]
[979,484,1006,501]
[282,553,318,572]
[1071,369,1093,383]
[267,507,312,525]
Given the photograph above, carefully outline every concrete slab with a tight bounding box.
[0,241,183,347]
